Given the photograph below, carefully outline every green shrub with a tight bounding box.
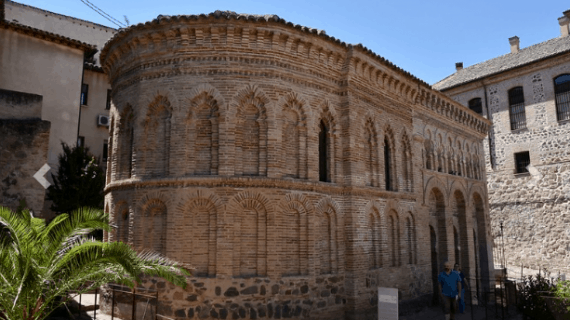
[552,280,570,314]
[516,273,556,320]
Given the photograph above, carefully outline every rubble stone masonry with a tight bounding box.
[99,12,493,319]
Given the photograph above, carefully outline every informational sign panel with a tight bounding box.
[378,287,398,320]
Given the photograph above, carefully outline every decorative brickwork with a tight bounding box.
[100,12,493,319]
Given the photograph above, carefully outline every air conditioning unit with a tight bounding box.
[97,114,110,127]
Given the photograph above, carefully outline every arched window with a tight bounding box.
[468,98,483,115]
[387,212,399,267]
[118,206,129,243]
[401,135,412,191]
[365,121,378,187]
[319,121,329,182]
[405,216,416,264]
[508,87,526,130]
[384,137,394,191]
[369,209,382,269]
[554,74,570,121]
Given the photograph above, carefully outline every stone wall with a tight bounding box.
[0,89,50,214]
[440,56,570,274]
[99,11,493,320]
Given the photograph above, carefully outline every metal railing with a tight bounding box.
[107,284,176,320]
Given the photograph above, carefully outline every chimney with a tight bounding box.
[559,10,570,37]
[509,36,520,54]
[455,62,463,71]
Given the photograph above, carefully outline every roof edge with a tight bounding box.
[438,48,570,92]
[1,20,97,54]
[101,11,432,91]
[6,0,117,31]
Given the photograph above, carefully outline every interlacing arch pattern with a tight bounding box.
[401,131,412,192]
[186,89,221,175]
[118,104,135,180]
[114,200,130,244]
[277,193,314,276]
[364,201,384,269]
[174,190,222,277]
[233,86,269,176]
[364,118,380,187]
[227,191,271,277]
[143,94,172,177]
[422,128,483,180]
[280,93,308,179]
[138,194,170,255]
[315,197,341,275]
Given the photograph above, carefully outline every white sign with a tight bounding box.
[33,163,51,189]
[378,287,398,320]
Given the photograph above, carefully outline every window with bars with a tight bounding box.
[468,97,483,114]
[554,74,570,121]
[80,84,89,105]
[514,151,530,174]
[508,87,526,130]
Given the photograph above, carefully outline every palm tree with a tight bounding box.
[0,206,189,320]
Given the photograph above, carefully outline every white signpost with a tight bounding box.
[378,287,398,320]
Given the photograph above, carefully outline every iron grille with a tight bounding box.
[514,151,530,174]
[468,98,483,114]
[508,87,526,130]
[555,74,570,121]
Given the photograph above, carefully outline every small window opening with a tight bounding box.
[514,151,530,174]
[468,98,483,114]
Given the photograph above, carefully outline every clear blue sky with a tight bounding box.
[14,0,570,85]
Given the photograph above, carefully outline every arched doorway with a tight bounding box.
[473,193,490,293]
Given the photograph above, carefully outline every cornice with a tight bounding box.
[416,88,491,136]
[100,11,430,91]
[104,176,418,201]
[109,55,344,93]
[110,65,346,98]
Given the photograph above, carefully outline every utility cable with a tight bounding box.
[79,0,125,28]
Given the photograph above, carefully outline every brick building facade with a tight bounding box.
[434,10,570,276]
[100,12,493,319]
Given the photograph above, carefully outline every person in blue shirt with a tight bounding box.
[454,263,469,314]
[438,261,462,320]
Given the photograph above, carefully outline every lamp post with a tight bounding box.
[501,221,506,276]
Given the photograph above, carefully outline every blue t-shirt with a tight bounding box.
[438,271,461,297]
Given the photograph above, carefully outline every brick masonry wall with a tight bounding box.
[444,57,570,274]
[100,13,493,319]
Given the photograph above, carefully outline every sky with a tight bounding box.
[12,0,570,85]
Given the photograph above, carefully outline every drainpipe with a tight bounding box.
[77,59,85,147]
[482,82,494,169]
[77,48,97,147]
